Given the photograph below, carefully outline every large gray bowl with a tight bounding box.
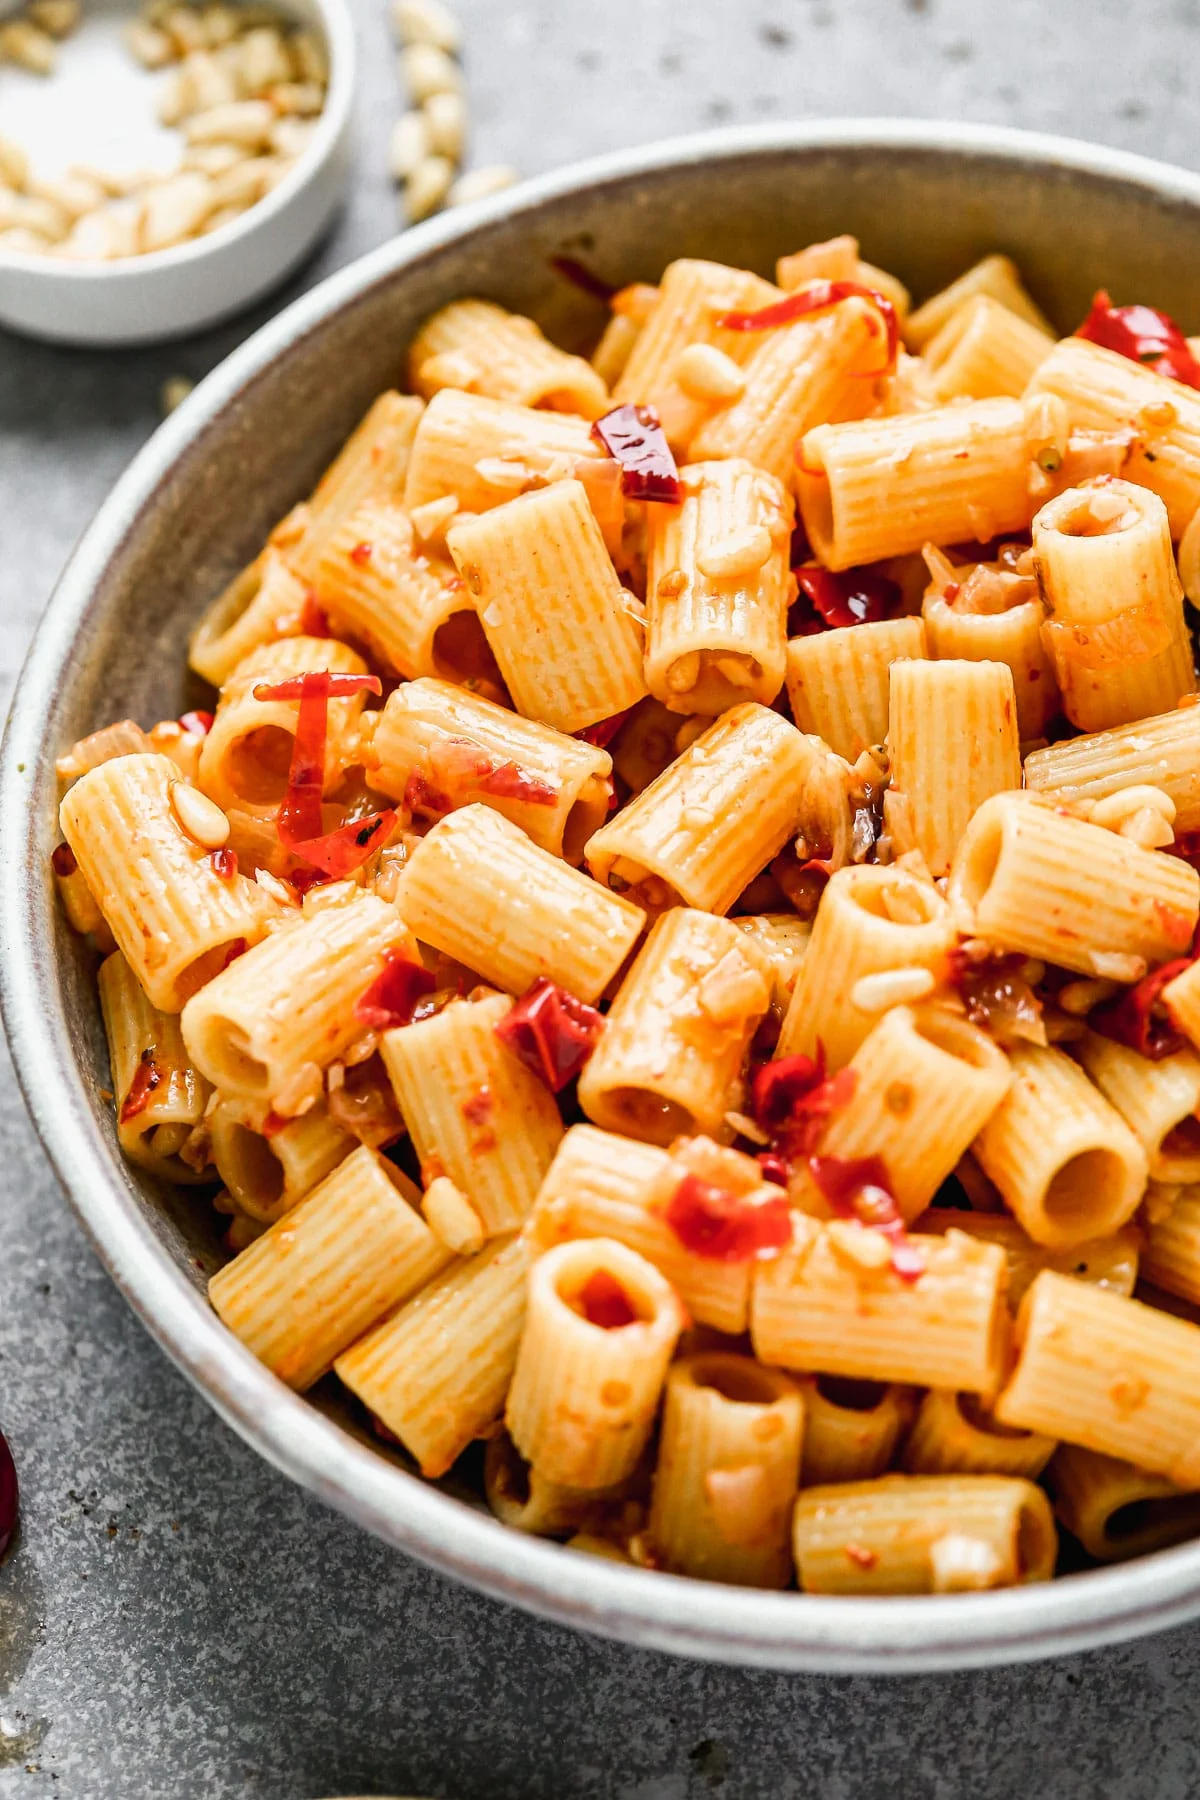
[7,120,1200,1673]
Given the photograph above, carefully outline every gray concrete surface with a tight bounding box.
[4,1,1200,1794]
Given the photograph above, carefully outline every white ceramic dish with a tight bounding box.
[0,0,355,344]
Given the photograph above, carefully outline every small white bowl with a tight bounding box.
[0,0,355,345]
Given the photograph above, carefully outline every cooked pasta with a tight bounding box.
[55,241,1200,1598]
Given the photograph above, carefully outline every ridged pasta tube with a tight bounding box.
[885,658,1021,876]
[901,1388,1056,1480]
[920,294,1053,401]
[903,254,1054,352]
[402,387,604,516]
[922,592,1057,741]
[209,1100,355,1224]
[786,615,926,763]
[798,1377,914,1486]
[1076,1032,1200,1184]
[408,298,610,419]
[913,1207,1139,1309]
[1023,705,1200,833]
[98,950,212,1183]
[1051,1444,1200,1562]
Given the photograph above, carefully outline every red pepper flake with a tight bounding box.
[350,541,374,566]
[665,1173,793,1263]
[750,1049,858,1163]
[299,594,331,637]
[789,565,903,635]
[284,808,398,878]
[494,976,604,1092]
[591,403,682,504]
[404,770,454,816]
[178,709,214,737]
[220,939,248,971]
[945,945,1044,1047]
[208,847,238,879]
[476,760,558,805]
[809,1153,924,1281]
[1091,932,1200,1060]
[51,842,77,877]
[261,1109,288,1138]
[576,707,634,749]
[549,253,617,303]
[757,1150,791,1188]
[462,1087,493,1126]
[354,950,438,1030]
[252,673,382,703]
[1077,290,1200,390]
[844,1542,879,1570]
[579,1267,639,1329]
[120,1048,162,1124]
[718,279,899,373]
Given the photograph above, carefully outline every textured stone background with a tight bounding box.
[5,2,1200,1795]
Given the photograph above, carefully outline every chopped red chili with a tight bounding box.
[789,565,903,634]
[299,595,331,637]
[718,279,899,372]
[404,770,454,816]
[349,541,374,566]
[354,950,438,1030]
[1090,945,1199,1060]
[579,1267,639,1329]
[178,709,214,737]
[253,673,382,703]
[50,842,77,877]
[476,760,557,805]
[284,808,398,878]
[665,1173,793,1263]
[220,938,248,969]
[120,1049,162,1124]
[494,976,604,1092]
[1077,290,1200,390]
[809,1153,924,1281]
[576,707,634,748]
[461,1087,493,1126]
[261,1109,288,1137]
[591,403,682,504]
[549,254,617,303]
[208,847,238,879]
[750,1049,858,1162]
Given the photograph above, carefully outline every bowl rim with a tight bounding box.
[0,0,356,279]
[10,116,1200,1673]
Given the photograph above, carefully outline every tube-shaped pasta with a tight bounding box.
[947,792,1199,976]
[994,1271,1200,1485]
[972,1043,1147,1249]
[613,258,780,447]
[585,703,841,916]
[59,753,279,1013]
[505,1237,685,1489]
[187,545,310,688]
[380,991,564,1235]
[902,254,1054,351]
[798,1377,914,1486]
[690,297,884,485]
[181,894,416,1110]
[792,1004,1012,1223]
[197,634,370,817]
[885,658,1021,875]
[1141,1183,1200,1305]
[797,400,1036,570]
[731,913,811,1014]
[902,1388,1056,1479]
[921,294,1054,401]
[786,616,926,763]
[1076,1033,1200,1183]
[792,1474,1057,1594]
[577,908,770,1146]
[529,1125,757,1334]
[1023,705,1200,833]
[644,459,793,714]
[922,592,1058,741]
[647,1354,804,1587]
[288,391,426,578]
[312,499,477,682]
[395,804,645,1003]
[408,298,609,419]
[334,1233,531,1477]
[1026,336,1200,536]
[447,479,647,734]
[1031,479,1195,730]
[914,1208,1140,1309]
[364,676,612,863]
[209,1100,355,1224]
[483,1432,622,1538]
[777,863,955,1070]
[57,718,154,784]
[1051,1444,1200,1562]
[208,1145,451,1390]
[402,388,604,517]
[751,1216,1010,1396]
[97,950,212,1183]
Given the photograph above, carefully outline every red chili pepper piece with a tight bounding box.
[718,279,899,372]
[665,1172,793,1263]
[350,541,374,566]
[751,1049,858,1159]
[576,706,634,748]
[299,595,331,637]
[945,945,1044,1047]
[221,938,248,970]
[1090,954,1197,1059]
[0,1428,17,1561]
[475,760,558,805]
[789,565,902,634]
[354,950,437,1030]
[253,673,382,703]
[809,1153,924,1281]
[494,976,604,1092]
[579,1268,639,1329]
[757,1150,792,1188]
[1077,290,1200,390]
[591,403,682,504]
[178,709,215,737]
[120,1049,162,1123]
[208,847,238,879]
[404,770,453,816]
[51,842,77,877]
[286,809,397,878]
[261,1109,288,1138]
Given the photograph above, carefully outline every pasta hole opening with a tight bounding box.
[690,1355,785,1407]
[224,725,296,805]
[432,608,505,693]
[1043,1147,1128,1232]
[1161,1116,1200,1163]
[913,1008,1004,1069]
[222,1122,284,1212]
[487,1433,532,1510]
[1105,1492,1200,1546]
[563,1265,654,1331]
[952,809,1004,915]
[209,1025,269,1096]
[815,1375,889,1413]
[176,947,256,1011]
[1053,493,1141,539]
[602,1087,695,1147]
[1017,1494,1056,1580]
[957,1391,1030,1440]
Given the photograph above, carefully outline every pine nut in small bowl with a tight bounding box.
[0,0,353,343]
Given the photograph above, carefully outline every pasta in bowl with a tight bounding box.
[18,123,1200,1666]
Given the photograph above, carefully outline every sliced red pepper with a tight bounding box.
[476,761,558,805]
[809,1153,924,1281]
[50,842,77,877]
[404,770,454,816]
[299,595,331,637]
[494,976,604,1092]
[750,1049,858,1160]
[1077,290,1200,390]
[1090,953,1197,1059]
[285,809,397,878]
[664,1172,793,1263]
[789,565,903,634]
[208,847,238,879]
[718,279,899,372]
[591,403,682,504]
[576,707,634,748]
[178,709,214,737]
[253,673,382,703]
[579,1268,639,1329]
[354,950,437,1030]
[120,1049,162,1124]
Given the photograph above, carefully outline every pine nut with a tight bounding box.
[289,28,327,83]
[1057,977,1119,1016]
[0,225,52,253]
[267,79,325,116]
[1090,784,1176,828]
[448,164,518,207]
[405,152,453,221]
[697,524,772,579]
[828,1220,892,1271]
[126,18,175,66]
[422,88,465,160]
[57,209,125,260]
[389,110,430,182]
[29,170,107,219]
[200,199,250,235]
[399,41,462,101]
[200,2,239,46]
[184,99,275,147]
[422,1175,484,1254]
[0,136,29,190]
[268,118,314,158]
[160,374,195,413]
[0,190,68,240]
[141,171,214,249]
[239,25,291,93]
[157,67,194,126]
[182,141,244,176]
[676,341,747,401]
[28,0,80,37]
[0,20,57,73]
[850,966,937,1013]
[181,47,239,112]
[211,155,274,209]
[393,0,461,53]
[170,780,230,848]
